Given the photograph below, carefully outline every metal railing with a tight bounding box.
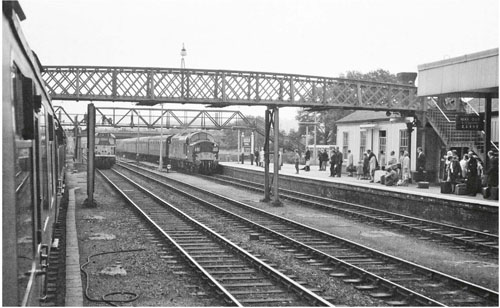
[42,66,422,111]
[426,99,483,146]
[464,101,499,152]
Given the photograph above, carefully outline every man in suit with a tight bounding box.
[466,151,478,196]
[416,147,426,181]
[330,148,337,177]
[486,150,498,188]
[336,147,343,177]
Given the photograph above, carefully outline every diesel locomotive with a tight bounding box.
[3,2,66,305]
[94,132,116,169]
[116,131,219,174]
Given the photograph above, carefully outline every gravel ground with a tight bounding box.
[162,169,499,291]
[116,165,388,306]
[70,162,498,306]
[70,163,225,307]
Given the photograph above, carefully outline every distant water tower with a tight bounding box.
[181,43,187,69]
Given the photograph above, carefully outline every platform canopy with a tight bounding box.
[417,48,498,98]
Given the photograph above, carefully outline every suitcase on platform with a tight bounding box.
[491,187,499,200]
[417,181,429,189]
[380,175,386,185]
[455,183,467,195]
[483,187,491,199]
[484,187,499,200]
[440,182,452,194]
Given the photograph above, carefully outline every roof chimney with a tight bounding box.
[396,72,417,85]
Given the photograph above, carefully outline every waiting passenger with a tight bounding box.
[356,161,364,180]
[466,151,478,196]
[460,154,468,178]
[336,147,343,177]
[367,149,378,182]
[449,155,462,184]
[401,151,411,185]
[294,150,300,174]
[303,149,311,171]
[387,150,397,169]
[485,151,498,198]
[416,147,426,179]
[346,150,354,176]
[379,150,386,170]
[362,152,370,179]
[385,167,399,186]
[330,148,337,177]
[321,150,329,171]
[318,149,324,171]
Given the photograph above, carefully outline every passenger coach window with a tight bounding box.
[12,65,35,304]
[39,105,50,211]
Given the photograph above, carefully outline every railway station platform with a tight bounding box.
[219,162,499,234]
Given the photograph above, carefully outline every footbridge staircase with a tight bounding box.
[425,98,497,162]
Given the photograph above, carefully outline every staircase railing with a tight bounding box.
[426,99,484,149]
[464,100,499,152]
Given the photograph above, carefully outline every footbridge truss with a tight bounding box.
[43,66,422,112]
[54,106,257,131]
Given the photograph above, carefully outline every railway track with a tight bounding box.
[115,161,498,306]
[98,167,333,307]
[204,173,498,256]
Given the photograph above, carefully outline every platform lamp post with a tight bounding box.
[299,118,320,164]
[136,110,140,162]
[158,104,164,170]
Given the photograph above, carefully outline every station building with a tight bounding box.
[335,48,499,183]
[335,109,418,169]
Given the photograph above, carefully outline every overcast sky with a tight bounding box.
[18,0,499,131]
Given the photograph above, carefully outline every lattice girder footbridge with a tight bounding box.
[54,106,257,131]
[43,66,423,112]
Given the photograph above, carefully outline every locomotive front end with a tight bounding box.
[95,133,116,169]
[193,140,219,174]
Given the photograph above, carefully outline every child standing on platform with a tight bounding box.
[356,161,364,180]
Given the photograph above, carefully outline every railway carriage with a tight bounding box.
[146,135,172,163]
[3,2,66,305]
[116,131,219,174]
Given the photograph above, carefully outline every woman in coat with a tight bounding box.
[402,151,411,184]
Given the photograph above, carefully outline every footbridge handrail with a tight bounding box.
[42,66,422,111]
[429,98,453,122]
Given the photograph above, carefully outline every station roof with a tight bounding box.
[336,110,390,124]
[467,98,499,113]
[417,48,499,98]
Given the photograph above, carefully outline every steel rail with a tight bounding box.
[97,169,241,307]
[117,161,499,306]
[115,163,440,306]
[211,173,498,254]
[100,167,333,307]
